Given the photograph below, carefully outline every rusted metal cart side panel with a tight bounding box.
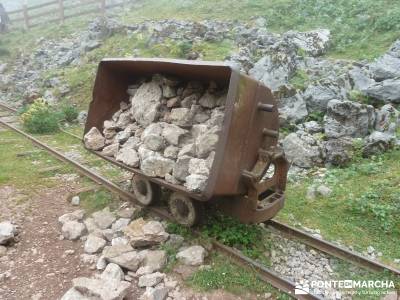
[84,59,285,208]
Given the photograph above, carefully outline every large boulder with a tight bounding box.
[364,78,400,103]
[249,51,297,92]
[278,92,308,124]
[362,131,395,157]
[131,82,162,126]
[323,138,354,167]
[375,104,400,133]
[324,100,375,139]
[303,82,344,113]
[348,67,375,92]
[282,131,324,168]
[369,54,400,81]
[284,29,330,56]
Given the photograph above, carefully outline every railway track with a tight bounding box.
[0,101,398,299]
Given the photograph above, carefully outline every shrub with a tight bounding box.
[60,104,78,123]
[21,99,59,134]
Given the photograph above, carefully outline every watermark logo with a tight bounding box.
[295,280,396,295]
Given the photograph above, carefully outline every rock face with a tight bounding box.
[282,131,324,168]
[84,127,105,150]
[324,100,375,139]
[284,29,330,56]
[278,92,308,125]
[364,79,400,103]
[84,74,226,192]
[324,138,354,166]
[176,245,207,266]
[0,221,17,245]
[303,83,343,113]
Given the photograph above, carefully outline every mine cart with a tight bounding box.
[84,58,289,226]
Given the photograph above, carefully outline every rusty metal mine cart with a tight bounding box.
[84,58,289,226]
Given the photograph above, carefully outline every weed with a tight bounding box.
[60,104,79,123]
[159,244,178,273]
[21,99,59,134]
[166,222,192,239]
[290,69,309,91]
[80,190,116,212]
[306,111,325,123]
[349,90,374,105]
[188,253,280,296]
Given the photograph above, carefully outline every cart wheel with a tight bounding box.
[168,192,203,227]
[132,177,161,206]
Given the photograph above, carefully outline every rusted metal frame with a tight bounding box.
[267,220,400,277]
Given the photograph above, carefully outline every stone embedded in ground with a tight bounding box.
[84,217,99,233]
[323,138,354,167]
[111,218,130,233]
[131,82,162,126]
[100,263,125,282]
[115,147,140,167]
[303,83,343,113]
[139,250,167,272]
[375,104,400,133]
[369,54,400,81]
[184,174,208,192]
[84,234,107,254]
[71,276,130,300]
[364,78,400,104]
[123,218,169,248]
[71,196,80,206]
[58,210,85,225]
[282,131,324,168]
[138,272,165,287]
[102,244,142,271]
[176,245,207,266]
[84,127,105,151]
[0,221,17,245]
[62,221,86,240]
[316,185,332,197]
[324,100,375,138]
[92,208,116,230]
[278,92,308,125]
[140,286,169,300]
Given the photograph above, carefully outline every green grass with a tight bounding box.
[188,254,289,299]
[278,149,400,264]
[79,189,118,213]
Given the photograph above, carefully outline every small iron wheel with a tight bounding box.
[132,176,161,206]
[168,192,203,227]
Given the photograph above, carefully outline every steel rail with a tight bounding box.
[0,117,323,300]
[267,220,400,276]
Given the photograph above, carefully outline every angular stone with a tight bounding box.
[102,143,119,157]
[140,286,169,300]
[162,124,187,146]
[195,132,219,158]
[122,136,141,150]
[169,108,192,126]
[163,146,179,159]
[285,29,330,56]
[176,245,207,266]
[143,134,165,151]
[62,221,86,240]
[139,250,167,272]
[364,78,400,103]
[101,263,125,282]
[141,154,174,177]
[123,218,169,248]
[84,127,105,151]
[278,93,308,124]
[103,245,142,271]
[199,92,219,108]
[0,221,16,245]
[116,111,132,128]
[84,234,107,254]
[131,82,162,126]
[375,104,400,133]
[111,218,130,233]
[92,208,116,230]
[173,155,192,181]
[303,83,343,113]
[138,272,165,287]
[184,174,208,192]
[324,138,354,167]
[188,158,209,176]
[324,100,375,138]
[370,54,400,81]
[178,143,195,157]
[116,147,140,168]
[72,277,130,300]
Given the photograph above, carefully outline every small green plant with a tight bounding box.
[200,214,261,250]
[349,90,373,105]
[166,222,192,239]
[80,190,115,212]
[21,99,59,134]
[60,104,79,123]
[348,190,399,232]
[306,111,324,123]
[290,69,309,91]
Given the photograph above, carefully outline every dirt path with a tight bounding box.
[0,183,94,300]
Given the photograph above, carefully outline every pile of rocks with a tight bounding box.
[84,74,227,192]
[58,205,208,300]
